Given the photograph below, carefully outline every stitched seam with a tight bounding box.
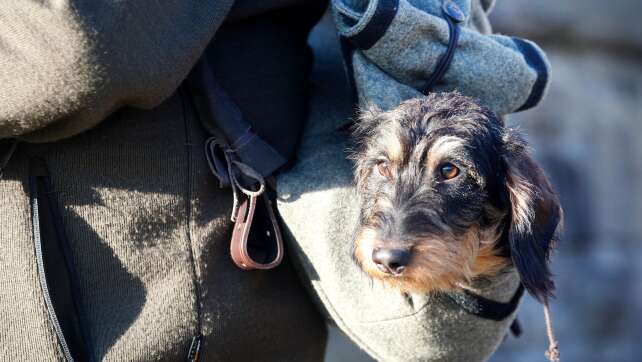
[181,88,204,336]
[354,299,433,324]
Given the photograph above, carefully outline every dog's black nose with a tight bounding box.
[372,247,410,275]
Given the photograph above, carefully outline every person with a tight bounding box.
[0,0,550,361]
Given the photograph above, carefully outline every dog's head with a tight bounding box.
[352,92,561,302]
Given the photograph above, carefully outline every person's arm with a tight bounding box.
[0,0,235,142]
[333,0,550,115]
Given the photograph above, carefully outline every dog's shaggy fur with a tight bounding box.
[351,92,562,302]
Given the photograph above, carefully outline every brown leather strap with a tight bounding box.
[230,193,284,270]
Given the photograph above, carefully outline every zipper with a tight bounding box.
[29,157,93,362]
[186,334,203,362]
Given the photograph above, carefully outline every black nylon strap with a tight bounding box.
[186,56,286,181]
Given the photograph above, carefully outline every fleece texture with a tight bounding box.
[0,0,235,142]
[0,93,327,361]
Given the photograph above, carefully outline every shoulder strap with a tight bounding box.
[187,56,286,178]
[185,56,285,271]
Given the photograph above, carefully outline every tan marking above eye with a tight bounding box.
[381,128,404,163]
[426,136,465,170]
[386,140,403,163]
[376,162,392,179]
[440,162,460,179]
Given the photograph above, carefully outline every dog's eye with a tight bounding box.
[376,162,392,179]
[439,163,460,180]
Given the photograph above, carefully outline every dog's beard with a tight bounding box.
[354,224,508,293]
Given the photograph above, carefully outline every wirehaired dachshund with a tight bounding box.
[351,92,562,303]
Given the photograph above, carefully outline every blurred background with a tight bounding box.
[490,1,642,361]
[318,1,642,361]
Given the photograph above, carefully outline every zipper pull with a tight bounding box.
[186,335,203,362]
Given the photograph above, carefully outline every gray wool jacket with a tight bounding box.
[0,0,549,361]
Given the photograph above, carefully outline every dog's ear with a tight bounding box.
[353,103,383,139]
[502,129,562,302]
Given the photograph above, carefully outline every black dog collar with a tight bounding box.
[446,284,524,322]
[445,284,524,337]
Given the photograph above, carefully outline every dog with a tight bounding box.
[351,92,562,303]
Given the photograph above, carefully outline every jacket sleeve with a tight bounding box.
[0,0,235,142]
[332,0,550,115]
